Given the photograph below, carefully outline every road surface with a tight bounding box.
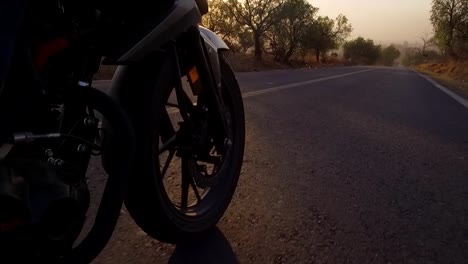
[89,66,468,263]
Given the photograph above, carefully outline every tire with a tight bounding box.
[125,52,245,243]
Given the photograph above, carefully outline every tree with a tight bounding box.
[431,0,468,58]
[380,45,401,66]
[301,16,334,63]
[226,0,285,59]
[402,47,442,66]
[202,0,243,51]
[236,30,255,53]
[416,34,435,57]
[267,0,318,63]
[343,37,381,65]
[300,14,352,63]
[334,14,353,45]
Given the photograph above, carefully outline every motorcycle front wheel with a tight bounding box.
[125,52,245,243]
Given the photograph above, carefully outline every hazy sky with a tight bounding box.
[310,0,433,44]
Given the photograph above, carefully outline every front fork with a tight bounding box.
[178,26,229,140]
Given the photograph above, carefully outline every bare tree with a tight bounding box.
[416,34,434,57]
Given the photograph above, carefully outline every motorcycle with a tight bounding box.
[0,0,245,262]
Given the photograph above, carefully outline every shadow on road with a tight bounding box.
[168,228,238,264]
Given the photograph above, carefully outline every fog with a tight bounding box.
[310,0,433,44]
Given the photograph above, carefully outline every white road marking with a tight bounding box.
[242,68,375,98]
[97,68,375,117]
[413,70,468,110]
[162,68,376,115]
[95,68,375,100]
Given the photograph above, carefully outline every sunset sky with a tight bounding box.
[310,0,433,45]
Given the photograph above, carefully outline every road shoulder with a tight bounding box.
[413,69,468,109]
[413,66,468,100]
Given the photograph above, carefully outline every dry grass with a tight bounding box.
[94,54,296,79]
[225,53,292,72]
[415,60,468,97]
[93,52,344,79]
[226,52,346,72]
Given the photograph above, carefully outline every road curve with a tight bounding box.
[89,66,468,263]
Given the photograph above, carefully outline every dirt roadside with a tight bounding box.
[414,61,468,99]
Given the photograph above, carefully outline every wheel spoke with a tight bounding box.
[189,176,201,202]
[197,155,222,165]
[180,159,192,209]
[160,149,175,179]
[160,108,176,143]
[166,102,179,108]
[181,173,189,209]
[159,134,177,154]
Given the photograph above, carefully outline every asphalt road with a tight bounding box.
[89,66,468,263]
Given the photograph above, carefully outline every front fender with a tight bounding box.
[109,27,229,107]
[199,26,229,86]
[199,26,229,51]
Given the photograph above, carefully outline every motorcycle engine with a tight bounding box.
[0,144,90,260]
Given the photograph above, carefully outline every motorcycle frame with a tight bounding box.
[68,0,231,262]
[0,0,230,262]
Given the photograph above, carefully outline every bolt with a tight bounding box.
[54,159,64,167]
[48,157,56,165]
[84,117,97,127]
[192,154,198,159]
[224,138,232,147]
[77,144,89,153]
[203,106,209,112]
[45,149,54,157]
[209,138,214,143]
